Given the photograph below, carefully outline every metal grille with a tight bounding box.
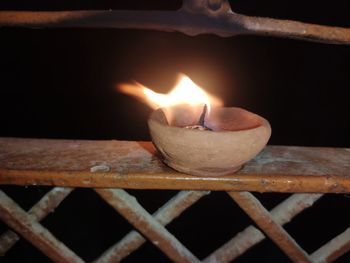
[1,138,350,262]
[0,187,349,262]
[1,1,349,261]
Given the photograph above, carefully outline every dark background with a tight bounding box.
[1,1,350,262]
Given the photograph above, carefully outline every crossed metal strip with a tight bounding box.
[204,193,323,263]
[0,187,73,255]
[0,189,84,263]
[93,190,210,263]
[0,188,209,263]
[1,187,350,263]
[229,191,312,262]
[95,189,201,263]
[311,227,350,263]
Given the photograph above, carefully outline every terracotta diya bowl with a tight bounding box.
[148,104,271,176]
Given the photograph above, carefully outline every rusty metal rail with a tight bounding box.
[0,137,350,262]
[1,0,350,44]
[1,138,350,193]
[1,2,349,262]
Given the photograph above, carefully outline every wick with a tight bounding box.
[184,104,212,131]
[198,104,212,131]
[198,104,208,127]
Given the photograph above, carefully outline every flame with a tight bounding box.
[118,73,223,112]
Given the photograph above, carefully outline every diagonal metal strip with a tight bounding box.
[229,191,312,263]
[0,187,73,256]
[93,190,209,263]
[204,193,323,263]
[95,189,200,263]
[311,227,350,263]
[0,190,84,263]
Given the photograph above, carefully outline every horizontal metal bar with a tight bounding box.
[1,138,350,193]
[0,190,84,263]
[0,2,349,45]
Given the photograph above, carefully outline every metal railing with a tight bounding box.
[0,137,349,262]
[1,1,349,261]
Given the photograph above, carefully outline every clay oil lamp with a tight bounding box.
[119,74,271,176]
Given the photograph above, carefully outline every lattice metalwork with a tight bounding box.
[0,138,350,261]
[1,1,349,261]
[1,186,350,263]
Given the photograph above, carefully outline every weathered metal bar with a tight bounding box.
[229,191,312,263]
[311,227,350,263]
[0,187,73,255]
[0,0,349,44]
[95,189,200,263]
[1,138,349,193]
[94,190,209,263]
[204,193,323,263]
[0,190,84,263]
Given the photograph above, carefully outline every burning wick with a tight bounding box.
[117,73,222,131]
[198,104,208,127]
[184,104,212,131]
